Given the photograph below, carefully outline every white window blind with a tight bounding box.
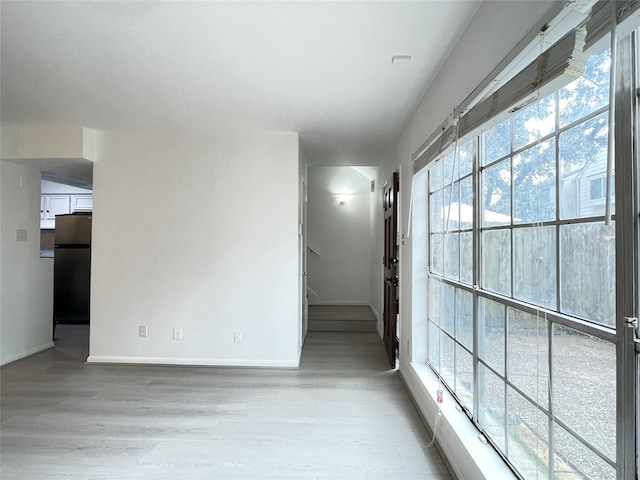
[413,27,588,175]
[584,0,640,52]
[412,124,457,176]
[457,27,588,140]
[413,1,640,176]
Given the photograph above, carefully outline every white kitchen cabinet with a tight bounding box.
[40,194,93,229]
[45,195,71,219]
[41,195,70,229]
[71,195,93,212]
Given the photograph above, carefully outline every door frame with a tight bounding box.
[299,174,309,347]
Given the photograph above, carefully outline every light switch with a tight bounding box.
[16,229,27,242]
[173,328,182,340]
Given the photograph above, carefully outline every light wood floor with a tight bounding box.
[1,325,452,480]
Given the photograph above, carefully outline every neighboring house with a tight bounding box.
[561,150,615,219]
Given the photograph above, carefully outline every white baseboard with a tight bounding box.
[0,341,55,367]
[369,303,380,321]
[308,300,371,306]
[369,304,383,340]
[86,355,300,369]
[400,362,514,480]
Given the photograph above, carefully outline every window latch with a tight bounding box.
[624,317,638,337]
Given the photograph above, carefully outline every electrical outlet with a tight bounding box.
[173,328,182,340]
[234,331,242,343]
[138,325,148,337]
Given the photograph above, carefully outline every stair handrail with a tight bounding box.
[306,244,321,256]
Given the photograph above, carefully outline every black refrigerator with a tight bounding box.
[53,213,92,336]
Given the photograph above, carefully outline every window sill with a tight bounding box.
[400,362,516,480]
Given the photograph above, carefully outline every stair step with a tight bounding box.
[308,320,377,332]
[308,305,375,321]
[308,305,377,332]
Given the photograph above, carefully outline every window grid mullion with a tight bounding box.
[480,104,610,173]
[547,313,555,479]
[473,135,481,422]
[554,90,562,315]
[613,29,638,479]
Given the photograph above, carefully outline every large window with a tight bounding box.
[422,44,632,479]
[428,142,475,409]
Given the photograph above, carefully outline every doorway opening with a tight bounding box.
[305,166,381,337]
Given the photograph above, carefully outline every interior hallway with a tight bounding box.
[0,325,452,480]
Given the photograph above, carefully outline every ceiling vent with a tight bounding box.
[391,55,412,63]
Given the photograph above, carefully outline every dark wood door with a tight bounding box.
[383,171,399,368]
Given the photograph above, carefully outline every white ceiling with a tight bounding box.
[1,0,481,184]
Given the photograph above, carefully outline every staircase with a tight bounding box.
[308,305,377,332]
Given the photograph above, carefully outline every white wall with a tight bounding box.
[385,1,563,478]
[307,166,371,305]
[0,161,54,365]
[0,126,98,162]
[88,131,301,367]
